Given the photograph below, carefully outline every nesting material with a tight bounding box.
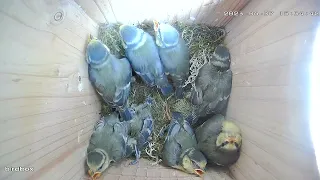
[97,21,226,164]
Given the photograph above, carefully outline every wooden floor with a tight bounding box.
[74,159,235,180]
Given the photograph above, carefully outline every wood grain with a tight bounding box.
[226,0,320,179]
[0,0,100,179]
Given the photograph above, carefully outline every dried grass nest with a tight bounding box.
[98,20,226,165]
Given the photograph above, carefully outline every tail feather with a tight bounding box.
[185,111,199,126]
[137,117,153,149]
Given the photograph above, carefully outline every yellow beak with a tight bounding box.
[195,169,205,177]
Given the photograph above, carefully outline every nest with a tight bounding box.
[98,21,226,165]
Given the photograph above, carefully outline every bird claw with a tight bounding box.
[130,145,140,165]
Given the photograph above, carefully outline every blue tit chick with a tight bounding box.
[119,25,173,96]
[162,112,207,177]
[86,113,137,180]
[154,20,190,99]
[127,96,154,165]
[195,114,242,166]
[191,44,232,119]
[86,35,133,121]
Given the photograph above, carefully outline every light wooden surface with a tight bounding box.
[0,0,100,179]
[76,0,250,26]
[225,0,320,179]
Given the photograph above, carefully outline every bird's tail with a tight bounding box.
[155,73,173,96]
[137,116,153,149]
[119,107,135,121]
[175,86,184,99]
[185,111,199,126]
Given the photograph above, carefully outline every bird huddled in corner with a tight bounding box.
[195,114,242,166]
[86,35,133,121]
[190,44,232,122]
[127,96,154,165]
[86,113,137,180]
[119,24,174,96]
[162,112,207,177]
[153,20,190,99]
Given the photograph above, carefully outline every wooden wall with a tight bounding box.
[0,0,101,179]
[75,0,250,26]
[225,0,320,179]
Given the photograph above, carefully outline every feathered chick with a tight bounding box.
[195,114,242,166]
[153,21,190,98]
[86,113,136,180]
[127,96,154,165]
[162,112,207,177]
[86,35,133,121]
[119,25,173,96]
[191,44,232,120]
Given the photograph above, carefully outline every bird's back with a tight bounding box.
[126,33,163,75]
[87,115,130,161]
[195,64,232,116]
[88,55,131,105]
[159,38,190,75]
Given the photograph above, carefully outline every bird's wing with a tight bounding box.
[136,116,153,149]
[113,57,132,107]
[88,65,115,104]
[195,115,225,143]
[163,122,183,167]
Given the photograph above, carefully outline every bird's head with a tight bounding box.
[87,149,111,180]
[211,44,231,70]
[153,20,179,48]
[216,121,242,151]
[181,148,207,177]
[119,25,144,49]
[86,35,110,65]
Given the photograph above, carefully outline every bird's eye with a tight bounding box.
[234,142,239,148]
[221,141,229,146]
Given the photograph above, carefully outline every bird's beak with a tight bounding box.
[227,137,236,143]
[153,20,159,32]
[89,172,101,180]
[194,169,205,177]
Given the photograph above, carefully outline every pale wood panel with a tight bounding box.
[74,0,106,23]
[0,0,100,179]
[77,0,249,26]
[226,0,320,179]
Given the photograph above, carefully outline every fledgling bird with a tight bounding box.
[153,21,190,98]
[119,25,173,96]
[191,44,232,120]
[86,113,136,180]
[127,96,154,164]
[86,35,133,121]
[195,114,242,166]
[162,112,207,177]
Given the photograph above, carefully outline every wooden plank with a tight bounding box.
[232,61,310,88]
[226,0,318,51]
[230,152,277,180]
[230,29,316,74]
[226,0,320,179]
[0,0,98,53]
[227,98,312,150]
[93,0,117,23]
[0,103,98,143]
[59,156,86,180]
[28,141,88,180]
[0,114,97,168]
[74,0,107,23]
[0,95,99,121]
[0,74,96,100]
[2,127,93,180]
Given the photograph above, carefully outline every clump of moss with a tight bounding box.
[98,23,125,59]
